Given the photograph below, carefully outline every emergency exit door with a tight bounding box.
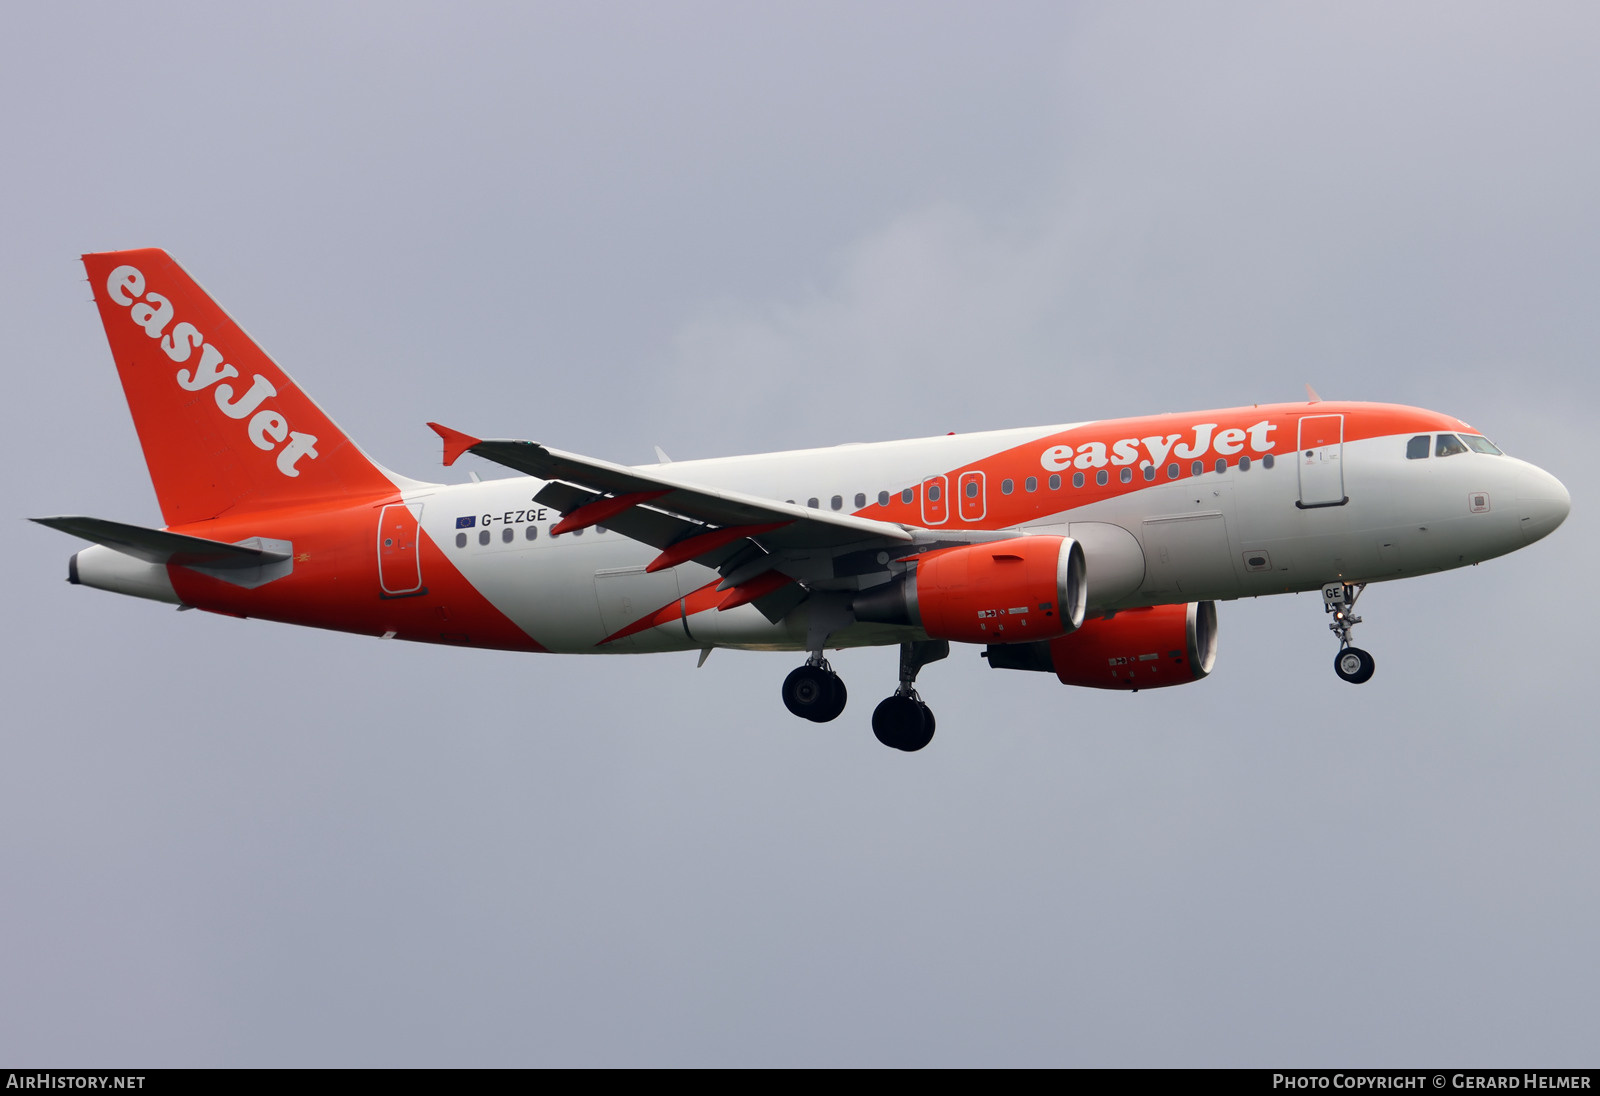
[921,475,949,525]
[957,471,986,522]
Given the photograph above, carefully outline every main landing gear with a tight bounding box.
[779,640,949,751]
[871,640,949,753]
[782,656,848,722]
[1322,581,1376,684]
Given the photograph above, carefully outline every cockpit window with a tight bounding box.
[1461,434,1503,455]
[1406,435,1430,460]
[1435,433,1469,457]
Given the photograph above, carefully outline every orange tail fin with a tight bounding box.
[83,248,402,525]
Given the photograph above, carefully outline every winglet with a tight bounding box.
[427,422,482,467]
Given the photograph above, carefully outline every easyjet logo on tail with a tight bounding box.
[104,265,319,478]
[1039,420,1278,472]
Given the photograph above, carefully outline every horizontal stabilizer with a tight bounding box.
[31,515,289,569]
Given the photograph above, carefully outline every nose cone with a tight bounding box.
[1517,465,1571,544]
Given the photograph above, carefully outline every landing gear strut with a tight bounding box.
[872,640,948,752]
[782,655,847,722]
[1322,581,1375,684]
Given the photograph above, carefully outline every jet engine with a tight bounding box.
[854,535,1087,644]
[983,601,1217,690]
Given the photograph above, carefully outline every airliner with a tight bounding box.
[36,249,1571,751]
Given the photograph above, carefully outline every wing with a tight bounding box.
[429,423,937,623]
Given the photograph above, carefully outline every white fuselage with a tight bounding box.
[404,423,1558,655]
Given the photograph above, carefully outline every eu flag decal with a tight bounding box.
[456,515,477,529]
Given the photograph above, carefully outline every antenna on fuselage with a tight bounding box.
[1305,383,1323,403]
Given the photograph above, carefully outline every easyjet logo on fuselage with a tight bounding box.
[104,265,319,478]
[1038,420,1278,473]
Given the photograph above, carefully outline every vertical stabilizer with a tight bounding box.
[82,249,402,524]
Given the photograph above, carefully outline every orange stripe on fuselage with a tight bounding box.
[163,496,547,652]
[859,401,1470,530]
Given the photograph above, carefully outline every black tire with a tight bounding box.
[899,702,936,752]
[820,673,848,723]
[1334,646,1376,684]
[783,665,847,722]
[872,695,933,751]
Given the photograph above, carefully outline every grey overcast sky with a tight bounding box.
[2,1,1595,1067]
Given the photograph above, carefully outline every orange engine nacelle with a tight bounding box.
[984,602,1218,691]
[853,535,1087,644]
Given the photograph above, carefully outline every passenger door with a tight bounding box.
[377,503,426,598]
[1296,414,1346,508]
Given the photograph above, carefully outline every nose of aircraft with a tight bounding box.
[1516,464,1571,544]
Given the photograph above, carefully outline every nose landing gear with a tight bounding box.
[1323,581,1375,684]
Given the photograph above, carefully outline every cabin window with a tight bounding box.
[455,532,467,549]
[1263,453,1275,469]
[1096,469,1109,486]
[1461,434,1503,455]
[1001,479,1014,495]
[878,491,890,506]
[525,525,538,541]
[1143,465,1155,481]
[1073,472,1085,488]
[1168,463,1180,480]
[808,497,819,508]
[478,530,490,546]
[1215,458,1227,475]
[1436,433,1468,458]
[1025,476,1038,492]
[1192,460,1203,477]
[831,495,842,511]
[902,488,914,504]
[965,480,979,498]
[1049,474,1061,490]
[502,527,514,543]
[1239,455,1251,471]
[855,493,866,508]
[928,483,942,501]
[1407,435,1430,460]
[1119,467,1132,483]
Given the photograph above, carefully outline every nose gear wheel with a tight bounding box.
[1322,581,1376,685]
[1334,646,1375,684]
